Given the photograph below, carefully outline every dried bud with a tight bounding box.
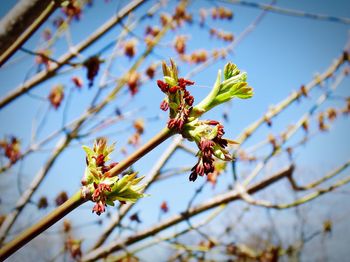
[327,108,337,122]
[65,237,82,259]
[37,196,48,209]
[173,2,192,25]
[264,116,272,127]
[323,220,332,233]
[84,56,101,87]
[42,28,52,41]
[174,35,187,55]
[128,133,141,147]
[302,119,309,132]
[133,119,145,134]
[0,215,5,228]
[48,84,64,109]
[210,28,234,42]
[72,76,83,88]
[62,1,81,20]
[55,191,68,206]
[318,113,329,131]
[212,7,233,20]
[63,219,72,233]
[300,84,308,97]
[160,12,172,27]
[35,49,52,69]
[129,212,142,223]
[53,16,64,28]
[145,64,157,79]
[160,201,169,213]
[124,39,138,58]
[268,134,278,150]
[190,50,208,63]
[145,26,160,37]
[127,71,141,95]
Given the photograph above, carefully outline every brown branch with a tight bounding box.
[0,136,72,244]
[287,160,350,191]
[242,67,347,186]
[81,165,294,261]
[239,174,350,210]
[0,191,86,261]
[236,50,348,146]
[0,0,60,67]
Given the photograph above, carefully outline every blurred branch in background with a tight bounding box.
[0,0,59,67]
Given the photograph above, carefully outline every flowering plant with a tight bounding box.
[157,60,253,181]
[82,138,145,215]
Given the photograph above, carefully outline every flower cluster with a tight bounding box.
[185,120,236,181]
[157,60,253,182]
[157,59,195,132]
[82,138,146,215]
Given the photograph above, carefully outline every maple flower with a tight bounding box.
[156,60,253,182]
[156,59,195,132]
[82,138,146,215]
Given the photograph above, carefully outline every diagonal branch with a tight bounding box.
[235,50,348,146]
[238,173,350,210]
[221,0,350,25]
[287,160,350,191]
[81,165,294,261]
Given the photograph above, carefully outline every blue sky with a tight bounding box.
[0,0,350,260]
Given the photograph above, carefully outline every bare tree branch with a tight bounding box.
[82,165,294,261]
[0,0,147,109]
